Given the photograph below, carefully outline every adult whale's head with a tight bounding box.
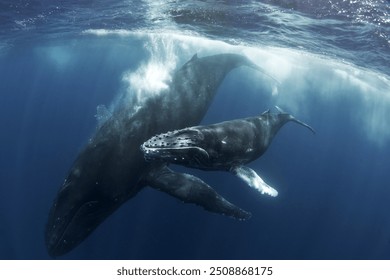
[45,118,142,257]
[45,53,265,257]
[141,107,315,170]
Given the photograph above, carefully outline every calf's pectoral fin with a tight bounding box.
[145,165,251,220]
[230,165,278,197]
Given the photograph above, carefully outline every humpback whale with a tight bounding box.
[45,53,264,257]
[141,107,315,197]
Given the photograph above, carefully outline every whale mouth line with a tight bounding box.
[47,200,100,257]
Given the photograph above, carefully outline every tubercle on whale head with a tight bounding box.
[140,128,210,166]
[141,128,200,152]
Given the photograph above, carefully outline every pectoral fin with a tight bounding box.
[145,165,251,220]
[230,165,278,197]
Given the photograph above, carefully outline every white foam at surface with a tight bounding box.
[119,33,183,111]
[84,29,390,145]
[86,29,242,118]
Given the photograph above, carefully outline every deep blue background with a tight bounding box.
[1,36,390,260]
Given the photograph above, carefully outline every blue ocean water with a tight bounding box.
[0,0,390,259]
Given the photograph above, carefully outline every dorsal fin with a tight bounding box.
[190,53,198,62]
[275,105,285,114]
[261,109,270,115]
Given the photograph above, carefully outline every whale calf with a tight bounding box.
[141,107,315,197]
[45,53,265,257]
